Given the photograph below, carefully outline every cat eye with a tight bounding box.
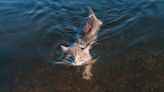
[66,56,74,61]
[69,56,74,60]
[78,57,83,62]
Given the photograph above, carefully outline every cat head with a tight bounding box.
[60,45,92,66]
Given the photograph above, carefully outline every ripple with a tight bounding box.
[0,0,164,90]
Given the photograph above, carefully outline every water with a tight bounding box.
[0,0,164,91]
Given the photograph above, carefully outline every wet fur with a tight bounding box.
[56,7,103,80]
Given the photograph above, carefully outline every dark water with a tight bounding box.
[0,0,164,92]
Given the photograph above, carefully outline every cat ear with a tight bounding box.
[60,45,69,53]
[87,6,95,16]
[83,45,91,53]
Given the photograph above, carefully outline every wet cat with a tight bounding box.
[56,7,103,79]
[58,7,102,65]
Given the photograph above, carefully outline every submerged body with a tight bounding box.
[57,7,103,67]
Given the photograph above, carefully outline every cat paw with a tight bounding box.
[82,71,93,80]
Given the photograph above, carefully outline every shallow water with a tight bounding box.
[0,0,164,92]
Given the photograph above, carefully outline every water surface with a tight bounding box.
[0,0,164,92]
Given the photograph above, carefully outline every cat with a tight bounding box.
[55,7,103,80]
[57,7,102,66]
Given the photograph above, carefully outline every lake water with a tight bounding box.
[0,0,164,92]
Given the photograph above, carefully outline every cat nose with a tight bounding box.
[74,59,79,64]
[74,60,78,63]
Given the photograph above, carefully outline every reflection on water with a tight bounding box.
[0,0,164,92]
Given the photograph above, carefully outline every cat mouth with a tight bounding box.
[73,57,100,66]
[67,59,96,66]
